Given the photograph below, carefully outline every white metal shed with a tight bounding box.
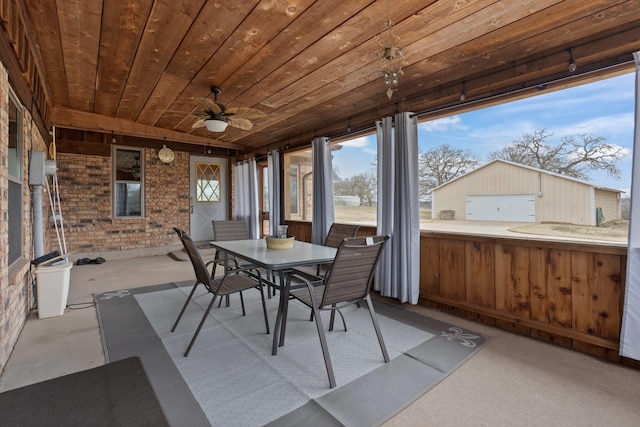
[431,160,622,225]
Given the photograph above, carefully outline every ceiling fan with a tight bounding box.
[192,86,266,132]
[120,155,141,178]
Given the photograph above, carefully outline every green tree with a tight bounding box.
[488,129,627,180]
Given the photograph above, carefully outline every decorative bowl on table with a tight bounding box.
[265,236,295,249]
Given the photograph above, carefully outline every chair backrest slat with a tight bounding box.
[173,228,213,291]
[323,223,360,248]
[321,235,389,307]
[212,220,250,241]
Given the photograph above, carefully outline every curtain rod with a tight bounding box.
[409,60,634,119]
[278,59,632,152]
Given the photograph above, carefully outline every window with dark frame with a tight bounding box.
[8,92,23,265]
[113,147,144,217]
[289,165,299,215]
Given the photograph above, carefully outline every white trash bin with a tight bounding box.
[35,261,73,319]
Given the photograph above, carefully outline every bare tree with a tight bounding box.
[488,129,627,180]
[334,170,376,206]
[419,144,479,197]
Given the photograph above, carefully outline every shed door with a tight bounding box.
[466,194,535,222]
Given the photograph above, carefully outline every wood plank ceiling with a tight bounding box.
[17,0,640,154]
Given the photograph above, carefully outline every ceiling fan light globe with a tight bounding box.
[204,119,228,132]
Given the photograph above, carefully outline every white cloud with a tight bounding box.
[551,113,634,142]
[419,116,468,132]
[338,135,371,148]
[493,73,634,117]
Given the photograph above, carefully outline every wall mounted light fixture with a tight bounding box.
[568,48,577,73]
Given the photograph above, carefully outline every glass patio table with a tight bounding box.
[209,238,337,355]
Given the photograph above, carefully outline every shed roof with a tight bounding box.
[430,159,624,194]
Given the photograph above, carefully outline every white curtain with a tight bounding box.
[620,50,640,361]
[233,158,260,239]
[267,150,282,237]
[375,112,420,304]
[311,137,335,244]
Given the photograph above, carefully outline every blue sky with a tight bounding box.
[333,72,635,195]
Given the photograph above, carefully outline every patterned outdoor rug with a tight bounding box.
[96,282,487,426]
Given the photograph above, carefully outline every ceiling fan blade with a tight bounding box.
[159,109,196,114]
[226,116,253,130]
[195,98,222,114]
[225,106,267,119]
[192,118,207,129]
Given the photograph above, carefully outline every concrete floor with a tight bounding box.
[1,249,640,426]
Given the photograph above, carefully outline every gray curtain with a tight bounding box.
[311,137,335,244]
[267,150,282,237]
[375,112,420,304]
[233,158,260,239]
[620,50,640,361]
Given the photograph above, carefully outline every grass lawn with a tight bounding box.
[333,206,627,242]
[335,205,432,225]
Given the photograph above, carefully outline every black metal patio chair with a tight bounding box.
[284,234,390,388]
[171,228,269,357]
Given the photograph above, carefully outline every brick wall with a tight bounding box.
[52,148,190,254]
[1,62,50,373]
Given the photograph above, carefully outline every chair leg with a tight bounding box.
[257,285,270,334]
[328,305,347,332]
[239,291,246,316]
[217,294,231,308]
[329,304,336,331]
[184,294,217,357]
[266,268,275,299]
[171,282,199,332]
[364,295,390,363]
[279,278,292,348]
[311,304,336,388]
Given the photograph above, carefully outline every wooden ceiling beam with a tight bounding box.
[51,106,246,150]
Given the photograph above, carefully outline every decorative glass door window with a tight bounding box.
[196,162,221,202]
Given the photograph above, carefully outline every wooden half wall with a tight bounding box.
[286,220,627,362]
[420,231,626,362]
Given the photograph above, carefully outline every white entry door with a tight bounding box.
[190,156,228,241]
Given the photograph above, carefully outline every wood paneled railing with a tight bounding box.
[285,220,627,361]
[420,231,626,361]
